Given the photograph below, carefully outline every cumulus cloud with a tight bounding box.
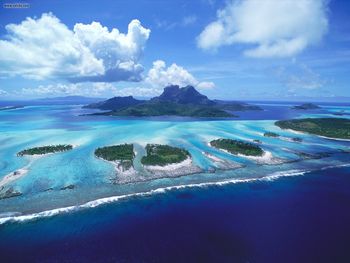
[146,60,215,89]
[0,13,150,81]
[197,0,329,57]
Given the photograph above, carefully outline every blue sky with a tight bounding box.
[0,0,349,100]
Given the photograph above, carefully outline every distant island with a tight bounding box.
[17,144,73,156]
[141,144,190,166]
[291,103,320,110]
[85,85,262,118]
[210,138,264,157]
[275,118,350,140]
[264,132,280,138]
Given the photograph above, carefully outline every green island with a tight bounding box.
[141,144,190,166]
[275,118,350,140]
[264,132,280,137]
[291,103,320,110]
[17,144,73,156]
[94,144,135,170]
[210,138,264,157]
[107,101,234,118]
[86,85,263,118]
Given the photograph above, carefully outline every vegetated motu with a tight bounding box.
[291,103,321,110]
[141,144,190,166]
[264,132,280,137]
[275,118,350,140]
[94,144,134,162]
[210,138,264,156]
[17,144,73,156]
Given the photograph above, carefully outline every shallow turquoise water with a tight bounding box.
[0,104,349,219]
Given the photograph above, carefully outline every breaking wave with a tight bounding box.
[1,163,349,225]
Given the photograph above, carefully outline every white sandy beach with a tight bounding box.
[143,157,203,177]
[285,128,350,142]
[0,167,29,188]
[238,151,286,165]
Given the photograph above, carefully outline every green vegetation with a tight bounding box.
[264,132,280,137]
[292,103,320,110]
[107,102,234,118]
[141,144,190,166]
[275,118,350,139]
[94,144,134,162]
[95,144,135,171]
[210,138,264,157]
[17,144,73,156]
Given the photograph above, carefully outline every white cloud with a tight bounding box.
[21,83,116,97]
[20,82,161,98]
[196,81,215,89]
[182,15,198,26]
[146,60,215,89]
[0,89,7,95]
[275,63,326,90]
[156,15,197,31]
[197,0,329,57]
[16,59,215,98]
[0,13,150,81]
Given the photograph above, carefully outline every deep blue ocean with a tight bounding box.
[1,165,349,263]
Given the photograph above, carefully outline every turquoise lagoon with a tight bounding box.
[0,103,349,222]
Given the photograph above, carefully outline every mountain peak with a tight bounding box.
[154,85,214,105]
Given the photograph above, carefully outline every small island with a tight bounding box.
[141,144,189,166]
[292,137,303,142]
[95,144,135,172]
[141,144,202,177]
[17,144,73,156]
[275,118,350,140]
[210,138,264,157]
[291,103,320,110]
[264,132,280,138]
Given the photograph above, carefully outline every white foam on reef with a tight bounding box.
[1,163,349,225]
[0,169,307,225]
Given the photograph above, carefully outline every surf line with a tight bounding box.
[2,163,350,225]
